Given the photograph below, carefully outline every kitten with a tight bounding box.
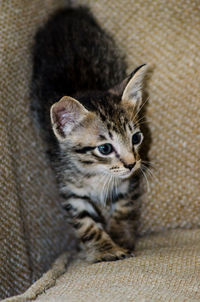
[31,6,148,263]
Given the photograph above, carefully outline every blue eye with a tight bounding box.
[98,143,113,155]
[132,132,143,145]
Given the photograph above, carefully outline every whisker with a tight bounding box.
[133,96,150,120]
[136,116,146,123]
[107,175,112,202]
[138,120,153,126]
[113,176,119,200]
[100,173,109,205]
[142,160,158,169]
[110,176,114,201]
[141,164,159,184]
[105,174,112,205]
[140,167,150,192]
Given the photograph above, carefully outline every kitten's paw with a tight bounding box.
[89,247,134,263]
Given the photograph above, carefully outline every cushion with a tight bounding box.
[0,1,74,299]
[1,0,199,299]
[80,0,200,234]
[36,229,200,302]
[6,229,200,302]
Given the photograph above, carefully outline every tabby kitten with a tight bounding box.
[31,7,148,263]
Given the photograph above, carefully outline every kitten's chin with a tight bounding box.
[114,163,141,179]
[116,171,134,179]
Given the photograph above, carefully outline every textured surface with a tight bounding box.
[0,0,74,299]
[76,0,200,233]
[31,229,199,302]
[1,0,200,299]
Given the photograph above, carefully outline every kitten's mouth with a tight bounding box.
[114,161,141,179]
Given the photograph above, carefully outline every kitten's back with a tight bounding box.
[31,7,126,129]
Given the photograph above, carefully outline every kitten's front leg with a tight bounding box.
[108,195,140,252]
[63,196,131,263]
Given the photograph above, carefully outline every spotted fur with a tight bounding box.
[31,6,148,263]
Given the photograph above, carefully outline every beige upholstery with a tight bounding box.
[35,229,200,302]
[1,0,199,300]
[5,229,200,302]
[79,0,200,234]
[0,1,74,299]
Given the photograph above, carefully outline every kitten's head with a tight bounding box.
[51,64,147,180]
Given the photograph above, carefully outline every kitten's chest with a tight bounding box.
[92,178,129,205]
[67,175,130,205]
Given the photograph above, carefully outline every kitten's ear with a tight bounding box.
[50,96,88,141]
[110,64,147,109]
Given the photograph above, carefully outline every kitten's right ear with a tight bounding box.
[50,96,89,141]
[109,64,148,110]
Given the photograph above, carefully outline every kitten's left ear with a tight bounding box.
[50,96,89,141]
[110,64,148,109]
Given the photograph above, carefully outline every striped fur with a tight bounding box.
[31,7,148,263]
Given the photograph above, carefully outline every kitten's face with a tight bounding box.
[50,64,147,180]
[65,102,143,179]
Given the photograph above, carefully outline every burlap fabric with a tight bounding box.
[35,229,200,302]
[6,229,200,302]
[1,0,200,300]
[0,1,75,299]
[80,0,200,234]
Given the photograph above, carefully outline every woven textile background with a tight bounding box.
[77,0,200,233]
[0,0,74,299]
[0,0,199,299]
[35,229,200,302]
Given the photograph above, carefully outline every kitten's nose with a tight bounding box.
[125,162,136,171]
